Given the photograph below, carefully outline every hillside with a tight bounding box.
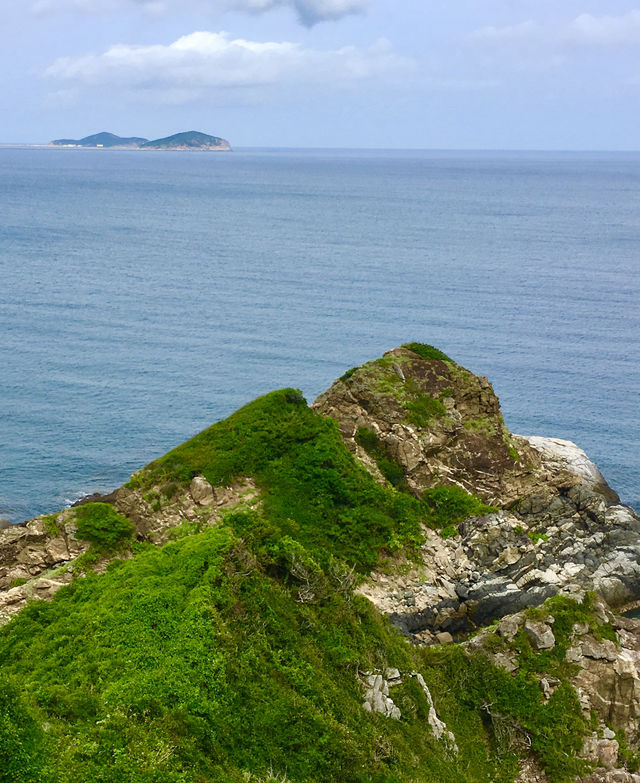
[141,130,231,150]
[2,344,640,783]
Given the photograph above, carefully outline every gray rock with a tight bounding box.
[524,619,555,650]
[190,476,216,507]
[497,613,522,641]
[581,638,618,662]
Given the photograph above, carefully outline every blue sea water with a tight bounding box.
[0,147,638,522]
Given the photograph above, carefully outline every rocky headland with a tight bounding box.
[2,343,640,783]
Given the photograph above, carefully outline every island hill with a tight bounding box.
[50,130,231,151]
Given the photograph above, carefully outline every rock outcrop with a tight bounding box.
[313,345,640,637]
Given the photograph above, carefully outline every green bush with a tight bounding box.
[74,503,134,552]
[402,343,451,362]
[355,427,409,493]
[423,486,497,527]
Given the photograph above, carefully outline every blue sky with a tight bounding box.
[5,1,640,148]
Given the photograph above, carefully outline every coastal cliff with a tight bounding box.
[2,344,640,783]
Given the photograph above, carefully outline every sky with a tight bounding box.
[4,0,640,148]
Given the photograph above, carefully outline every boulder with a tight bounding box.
[524,620,555,650]
[190,476,216,507]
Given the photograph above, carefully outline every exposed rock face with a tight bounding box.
[0,511,88,624]
[313,346,539,506]
[314,346,640,636]
[361,670,402,719]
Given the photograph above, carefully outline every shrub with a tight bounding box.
[355,427,409,492]
[402,343,451,362]
[0,679,45,783]
[74,503,134,552]
[423,486,497,527]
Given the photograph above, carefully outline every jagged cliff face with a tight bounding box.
[313,345,640,636]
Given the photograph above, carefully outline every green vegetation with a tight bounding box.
[42,514,61,537]
[453,593,623,782]
[422,485,497,527]
[2,513,604,783]
[402,343,452,362]
[0,678,45,783]
[464,417,498,436]
[0,524,503,783]
[405,394,446,427]
[528,530,549,545]
[74,503,135,553]
[339,366,359,382]
[355,426,409,492]
[10,577,28,588]
[130,390,425,569]
[425,644,590,783]
[141,130,229,149]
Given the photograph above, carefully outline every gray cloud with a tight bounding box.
[43,31,410,101]
[32,0,368,25]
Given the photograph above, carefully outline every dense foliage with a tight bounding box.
[74,503,135,552]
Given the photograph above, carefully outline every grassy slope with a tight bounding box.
[0,383,598,783]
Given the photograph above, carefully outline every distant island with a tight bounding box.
[50,130,232,151]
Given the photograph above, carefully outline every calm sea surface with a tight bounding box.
[1,148,638,522]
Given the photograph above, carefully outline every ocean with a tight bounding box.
[1,147,638,522]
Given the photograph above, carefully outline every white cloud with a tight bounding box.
[43,31,410,101]
[467,21,540,45]
[566,11,640,46]
[32,0,368,25]
[468,10,640,48]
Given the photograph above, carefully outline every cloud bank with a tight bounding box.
[469,10,640,47]
[44,31,409,101]
[32,0,368,25]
